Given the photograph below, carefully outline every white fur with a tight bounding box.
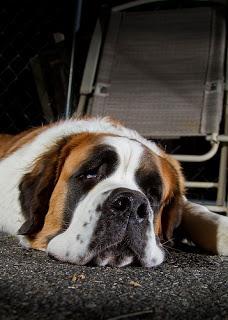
[217,218,228,256]
[47,136,164,266]
[0,118,161,236]
[47,190,110,264]
[142,208,165,267]
[117,256,134,267]
[95,255,134,267]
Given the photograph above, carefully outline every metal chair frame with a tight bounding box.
[75,0,228,214]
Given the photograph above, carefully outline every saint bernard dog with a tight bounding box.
[0,117,227,267]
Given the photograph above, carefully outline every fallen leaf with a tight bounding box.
[129,280,142,287]
[72,273,86,282]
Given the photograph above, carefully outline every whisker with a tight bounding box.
[163,245,183,253]
[161,238,175,246]
[161,246,172,257]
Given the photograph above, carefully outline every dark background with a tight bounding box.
[0,0,226,203]
[1,0,224,133]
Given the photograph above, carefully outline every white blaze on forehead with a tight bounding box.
[102,136,144,188]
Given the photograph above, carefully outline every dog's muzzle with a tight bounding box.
[47,187,164,267]
[90,188,164,267]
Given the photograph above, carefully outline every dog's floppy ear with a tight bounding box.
[18,139,68,236]
[160,194,184,241]
[155,154,185,242]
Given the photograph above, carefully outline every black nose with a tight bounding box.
[108,188,149,222]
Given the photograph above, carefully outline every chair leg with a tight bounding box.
[216,144,227,209]
[75,95,87,117]
[217,86,228,213]
[65,0,83,119]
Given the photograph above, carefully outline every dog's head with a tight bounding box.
[18,130,185,267]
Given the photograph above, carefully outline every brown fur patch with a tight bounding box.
[104,116,124,128]
[0,134,14,159]
[27,133,108,249]
[159,154,185,203]
[0,126,48,160]
[29,175,68,249]
[18,137,68,236]
[157,154,185,240]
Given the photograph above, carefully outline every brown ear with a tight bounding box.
[18,140,67,236]
[160,195,184,241]
[156,154,185,242]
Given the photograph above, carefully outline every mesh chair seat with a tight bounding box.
[88,7,226,137]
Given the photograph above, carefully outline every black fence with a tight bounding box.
[0,0,72,133]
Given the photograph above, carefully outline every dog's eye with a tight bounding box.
[85,169,99,179]
[78,166,101,181]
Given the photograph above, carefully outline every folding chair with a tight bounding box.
[76,1,228,213]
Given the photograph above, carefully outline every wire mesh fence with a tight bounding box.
[0,0,70,133]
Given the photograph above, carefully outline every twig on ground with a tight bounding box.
[106,310,154,320]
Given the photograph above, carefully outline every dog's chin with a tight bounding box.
[48,239,135,267]
[90,240,165,268]
[90,247,164,268]
[48,247,164,267]
[47,234,165,267]
[91,244,135,267]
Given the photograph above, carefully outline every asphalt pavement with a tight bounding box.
[0,232,227,320]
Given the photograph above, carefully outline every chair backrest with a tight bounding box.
[88,7,226,137]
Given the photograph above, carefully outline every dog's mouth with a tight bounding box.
[87,235,165,268]
[91,247,135,267]
[47,194,165,267]
[91,242,135,267]
[47,234,164,267]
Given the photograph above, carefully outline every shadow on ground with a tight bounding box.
[0,233,227,320]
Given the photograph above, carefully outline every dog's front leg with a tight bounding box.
[180,198,228,256]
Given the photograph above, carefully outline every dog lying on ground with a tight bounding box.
[0,117,227,267]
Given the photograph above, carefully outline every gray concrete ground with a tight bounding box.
[0,232,227,320]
